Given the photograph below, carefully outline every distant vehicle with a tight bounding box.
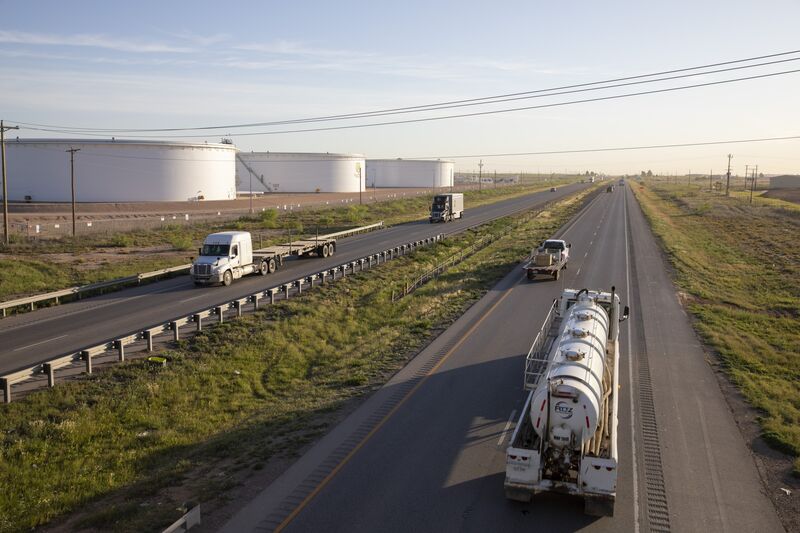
[618,179,624,185]
[505,287,629,516]
[607,185,614,193]
[588,176,595,183]
[523,239,570,280]
[191,231,335,286]
[429,193,464,223]
[550,187,557,192]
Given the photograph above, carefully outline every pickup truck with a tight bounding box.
[522,239,570,281]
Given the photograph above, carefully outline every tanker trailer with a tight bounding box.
[504,287,629,516]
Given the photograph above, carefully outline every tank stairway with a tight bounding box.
[236,153,273,192]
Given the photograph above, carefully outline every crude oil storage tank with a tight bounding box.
[366,159,454,188]
[4,139,237,202]
[236,152,365,193]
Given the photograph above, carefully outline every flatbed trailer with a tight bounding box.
[522,239,570,281]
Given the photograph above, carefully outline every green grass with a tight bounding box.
[632,182,800,471]
[0,181,573,302]
[0,188,592,532]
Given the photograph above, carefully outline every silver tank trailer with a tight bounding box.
[530,291,610,450]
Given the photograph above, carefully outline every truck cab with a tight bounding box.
[191,231,255,286]
[429,193,464,223]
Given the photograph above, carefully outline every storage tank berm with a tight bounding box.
[4,139,237,202]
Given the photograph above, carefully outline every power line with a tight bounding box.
[12,49,800,134]
[23,67,798,139]
[396,134,800,160]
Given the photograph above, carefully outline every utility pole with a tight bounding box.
[249,170,253,214]
[744,165,749,193]
[751,165,759,204]
[1,120,20,246]
[478,160,483,192]
[709,169,713,193]
[67,147,80,237]
[725,154,732,196]
[494,170,497,189]
[358,165,362,205]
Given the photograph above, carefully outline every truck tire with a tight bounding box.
[328,242,335,256]
[527,270,536,281]
[223,270,233,286]
[322,243,330,258]
[268,258,277,273]
[259,260,269,275]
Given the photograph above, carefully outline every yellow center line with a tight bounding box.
[276,285,517,532]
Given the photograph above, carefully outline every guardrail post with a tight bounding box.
[216,307,224,324]
[2,378,10,403]
[253,294,261,311]
[171,321,180,341]
[284,284,290,299]
[297,279,303,295]
[82,350,93,374]
[308,276,314,288]
[43,363,55,387]
[145,331,154,351]
[116,339,125,361]
[195,314,203,332]
[270,289,276,305]
[235,301,243,317]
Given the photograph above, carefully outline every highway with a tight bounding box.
[221,185,783,532]
[0,183,587,376]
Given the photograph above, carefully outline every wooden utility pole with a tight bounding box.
[709,169,713,193]
[725,154,733,196]
[493,170,497,189]
[1,120,20,246]
[66,148,80,237]
[478,160,483,192]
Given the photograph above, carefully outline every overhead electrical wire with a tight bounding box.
[18,67,800,138]
[11,49,800,135]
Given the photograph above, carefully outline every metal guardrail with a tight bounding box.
[162,504,201,533]
[0,222,385,318]
[1,233,443,403]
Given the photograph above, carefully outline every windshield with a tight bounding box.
[432,196,447,208]
[201,243,230,256]
[543,241,564,250]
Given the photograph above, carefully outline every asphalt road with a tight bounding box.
[0,183,586,376]
[221,185,783,532]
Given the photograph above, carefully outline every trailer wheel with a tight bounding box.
[222,270,233,286]
[527,271,536,281]
[268,258,277,273]
[322,243,330,258]
[328,242,335,256]
[259,260,269,275]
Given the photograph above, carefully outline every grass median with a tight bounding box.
[0,181,572,302]
[631,181,800,475]
[0,187,592,532]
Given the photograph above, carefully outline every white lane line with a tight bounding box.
[497,409,517,446]
[624,189,641,533]
[180,293,210,303]
[13,334,68,351]
[576,267,582,276]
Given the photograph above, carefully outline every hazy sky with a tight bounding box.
[2,0,799,175]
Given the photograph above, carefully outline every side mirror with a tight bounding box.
[620,305,630,322]
[567,243,572,248]
[198,248,202,255]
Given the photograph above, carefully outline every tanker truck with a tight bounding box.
[505,287,629,516]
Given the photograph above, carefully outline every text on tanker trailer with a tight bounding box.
[505,287,629,516]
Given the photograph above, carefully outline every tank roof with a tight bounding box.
[9,138,237,150]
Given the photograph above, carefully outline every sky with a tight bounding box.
[2,0,799,175]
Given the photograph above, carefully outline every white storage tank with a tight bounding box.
[366,159,454,188]
[236,152,365,193]
[3,139,237,202]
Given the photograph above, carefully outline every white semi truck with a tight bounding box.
[191,231,336,286]
[429,193,464,223]
[505,287,628,516]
